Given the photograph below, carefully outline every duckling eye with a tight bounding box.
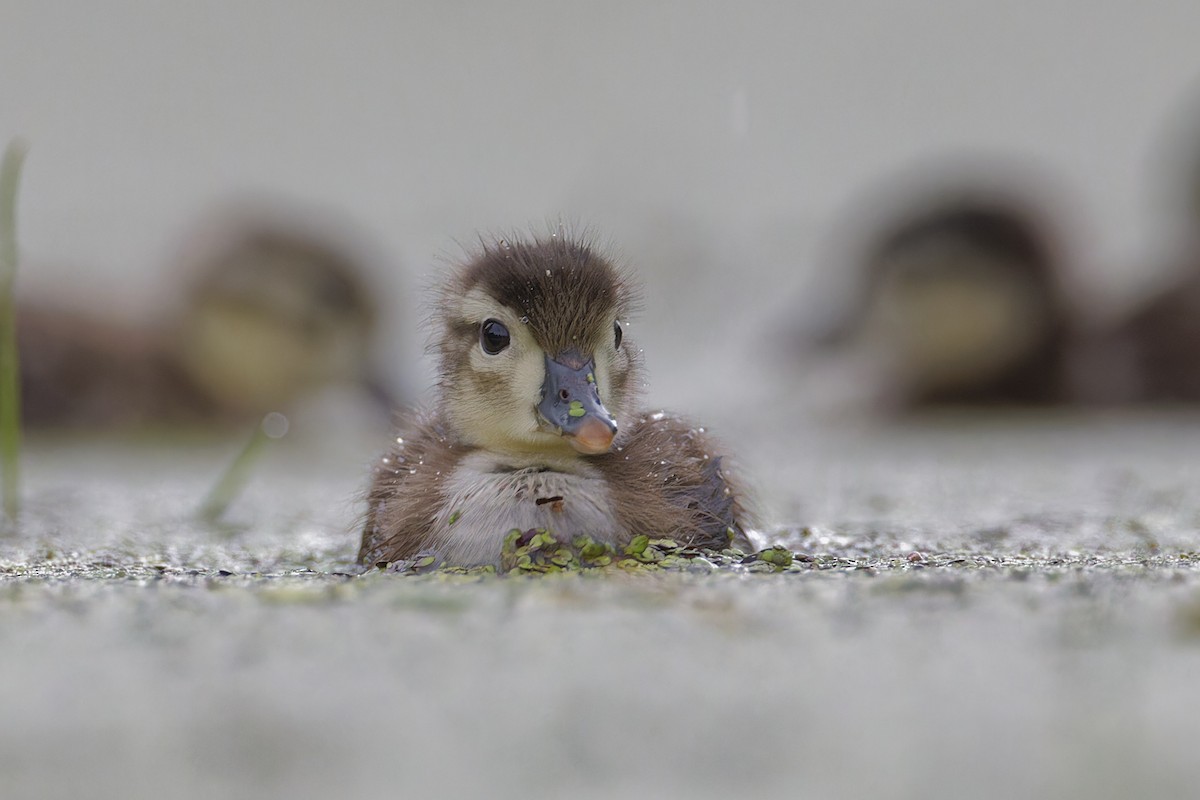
[613,320,623,349]
[480,319,510,355]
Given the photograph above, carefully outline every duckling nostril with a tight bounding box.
[559,389,570,401]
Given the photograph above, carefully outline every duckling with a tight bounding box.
[359,234,752,568]
[815,194,1073,408]
[172,226,389,416]
[19,222,392,428]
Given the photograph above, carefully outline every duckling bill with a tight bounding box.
[359,233,752,568]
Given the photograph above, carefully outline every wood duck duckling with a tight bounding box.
[172,226,390,416]
[359,234,753,568]
[816,195,1073,408]
[20,224,391,428]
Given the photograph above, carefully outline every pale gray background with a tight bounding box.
[5,1,1200,409]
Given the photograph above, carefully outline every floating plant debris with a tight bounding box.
[374,529,813,577]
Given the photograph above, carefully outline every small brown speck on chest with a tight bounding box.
[535,495,565,513]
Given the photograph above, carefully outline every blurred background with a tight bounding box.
[6,0,1200,433]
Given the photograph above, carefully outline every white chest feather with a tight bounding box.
[430,452,622,565]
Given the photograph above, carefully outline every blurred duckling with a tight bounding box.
[359,233,753,568]
[172,226,388,416]
[20,223,391,428]
[815,194,1073,408]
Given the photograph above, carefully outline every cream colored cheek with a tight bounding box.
[466,342,546,408]
[511,348,548,408]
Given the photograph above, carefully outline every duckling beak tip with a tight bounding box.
[567,418,616,454]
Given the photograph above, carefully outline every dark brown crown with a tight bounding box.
[444,234,639,356]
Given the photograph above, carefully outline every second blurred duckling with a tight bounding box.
[817,193,1074,409]
[173,226,388,416]
[20,218,393,429]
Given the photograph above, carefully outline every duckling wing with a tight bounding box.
[601,412,752,550]
[358,411,464,566]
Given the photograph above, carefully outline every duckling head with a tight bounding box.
[435,234,642,458]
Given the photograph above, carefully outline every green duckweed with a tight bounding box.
[377,531,813,577]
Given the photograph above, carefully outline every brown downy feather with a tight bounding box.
[596,412,752,549]
[440,234,639,357]
[359,410,469,565]
[359,407,754,564]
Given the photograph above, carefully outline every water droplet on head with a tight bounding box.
[545,269,552,276]
[520,316,529,324]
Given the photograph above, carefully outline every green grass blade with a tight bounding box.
[198,412,290,523]
[0,139,28,524]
